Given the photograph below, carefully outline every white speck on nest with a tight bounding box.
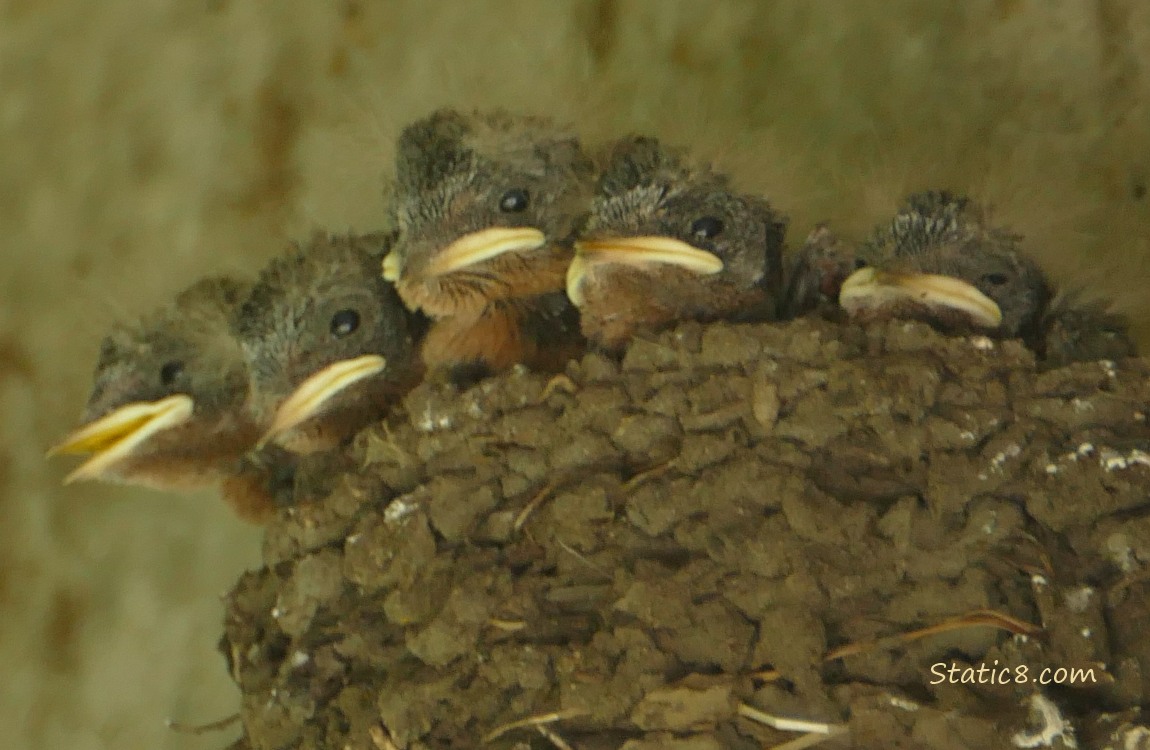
[290,650,309,668]
[271,606,283,619]
[1031,574,1049,588]
[384,498,417,523]
[345,533,361,545]
[1072,398,1094,412]
[1106,534,1136,574]
[971,335,995,351]
[1045,464,1059,475]
[991,444,1022,472]
[1100,360,1117,378]
[1064,586,1095,613]
[1069,443,1095,461]
[1135,412,1147,422]
[467,400,484,418]
[1012,693,1078,748]
[1081,628,1092,639]
[888,695,920,712]
[1101,449,1150,472]
[416,404,454,432]
[960,430,976,441]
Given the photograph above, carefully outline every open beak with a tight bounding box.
[425,227,547,276]
[257,354,386,447]
[839,267,1003,328]
[566,236,725,305]
[565,252,592,306]
[381,251,402,282]
[48,395,195,484]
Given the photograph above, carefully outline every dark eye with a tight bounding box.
[853,258,868,269]
[499,189,530,213]
[159,360,184,387]
[690,216,724,240]
[330,309,361,338]
[981,272,1009,286]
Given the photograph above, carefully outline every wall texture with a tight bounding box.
[1,1,1146,748]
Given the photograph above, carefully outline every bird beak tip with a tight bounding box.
[382,253,401,282]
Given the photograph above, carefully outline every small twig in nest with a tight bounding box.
[369,724,400,750]
[623,459,675,490]
[556,539,611,577]
[737,703,847,736]
[825,608,1042,662]
[766,728,849,750]
[748,667,782,682]
[488,618,527,632]
[997,532,1055,579]
[537,723,576,750]
[514,480,560,532]
[482,708,590,744]
[165,713,241,735]
[539,373,578,401]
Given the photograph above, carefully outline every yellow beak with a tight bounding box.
[838,267,1003,328]
[257,354,386,447]
[565,252,592,306]
[49,394,195,484]
[381,251,402,282]
[425,227,547,276]
[566,236,725,305]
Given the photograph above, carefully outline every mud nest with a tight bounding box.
[222,317,1150,750]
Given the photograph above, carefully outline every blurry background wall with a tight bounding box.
[1,1,1146,747]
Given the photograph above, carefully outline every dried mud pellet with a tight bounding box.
[750,375,780,431]
[428,480,499,542]
[273,549,344,638]
[549,431,619,473]
[611,413,681,456]
[343,511,436,592]
[406,585,495,667]
[630,684,737,731]
[623,336,681,371]
[699,323,762,367]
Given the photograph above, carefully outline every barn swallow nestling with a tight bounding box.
[238,231,425,454]
[565,135,788,351]
[381,108,595,381]
[837,190,1054,347]
[779,223,861,320]
[1039,294,1137,368]
[48,276,274,520]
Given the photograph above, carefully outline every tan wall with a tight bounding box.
[2,1,1146,747]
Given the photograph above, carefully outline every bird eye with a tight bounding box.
[690,216,724,240]
[159,360,184,387]
[981,272,1009,286]
[330,309,361,338]
[853,258,868,270]
[499,189,530,213]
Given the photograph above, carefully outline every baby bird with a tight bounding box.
[49,276,274,520]
[382,108,595,380]
[238,231,425,454]
[838,190,1054,347]
[566,135,788,351]
[779,223,861,320]
[1039,293,1137,369]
